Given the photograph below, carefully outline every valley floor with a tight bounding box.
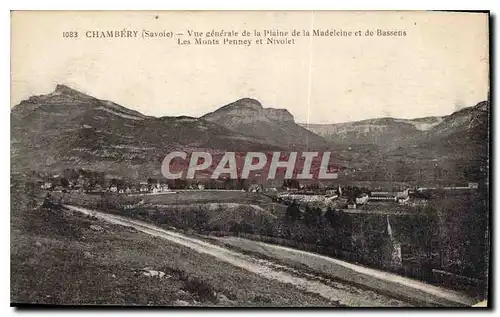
[11,190,475,307]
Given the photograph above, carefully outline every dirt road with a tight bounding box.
[64,205,472,307]
[215,236,475,306]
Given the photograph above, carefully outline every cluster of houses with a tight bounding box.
[108,182,171,194]
[348,189,410,209]
[345,182,479,209]
[38,175,173,195]
[276,185,415,210]
[277,184,413,210]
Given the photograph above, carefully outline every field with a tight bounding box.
[144,190,268,205]
[143,190,287,215]
[41,188,488,301]
[11,189,335,306]
[54,190,287,235]
[57,190,286,215]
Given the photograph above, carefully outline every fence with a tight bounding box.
[206,230,484,295]
[207,230,391,269]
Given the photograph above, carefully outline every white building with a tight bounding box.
[370,188,409,202]
[398,196,410,205]
[41,182,52,190]
[356,193,369,205]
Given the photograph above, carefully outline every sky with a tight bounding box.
[11,11,489,124]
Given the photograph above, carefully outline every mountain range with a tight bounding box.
[300,101,488,149]
[11,85,489,184]
[301,117,444,148]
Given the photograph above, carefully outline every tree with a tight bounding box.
[286,201,301,222]
[60,178,70,188]
[324,207,341,226]
[282,179,300,189]
[303,206,321,228]
[236,177,247,190]
[173,179,187,189]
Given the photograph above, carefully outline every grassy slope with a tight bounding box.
[11,189,334,306]
[55,191,287,233]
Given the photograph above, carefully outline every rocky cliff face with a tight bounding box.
[425,101,489,139]
[264,108,294,122]
[301,102,488,149]
[202,98,294,124]
[202,98,327,150]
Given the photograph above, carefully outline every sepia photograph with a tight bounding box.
[10,10,490,308]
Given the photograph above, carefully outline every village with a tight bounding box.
[276,181,480,213]
[36,174,174,195]
[25,170,481,216]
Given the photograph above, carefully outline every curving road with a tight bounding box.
[64,205,474,307]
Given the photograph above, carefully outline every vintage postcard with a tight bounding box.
[10,10,490,307]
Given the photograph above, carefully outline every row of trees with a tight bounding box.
[281,193,488,294]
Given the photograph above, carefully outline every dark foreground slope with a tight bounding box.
[11,188,333,306]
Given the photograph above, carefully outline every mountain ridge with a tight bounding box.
[11,85,283,177]
[300,101,488,148]
[11,85,489,184]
